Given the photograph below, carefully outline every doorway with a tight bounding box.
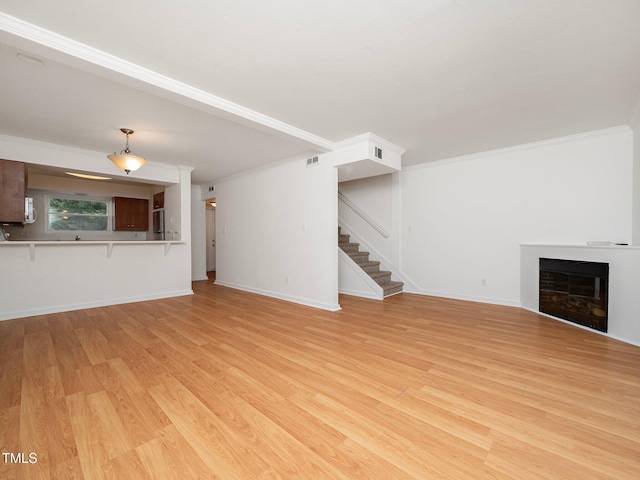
[205,198,216,275]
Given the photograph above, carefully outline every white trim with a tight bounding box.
[214,281,341,312]
[0,12,335,152]
[44,192,112,234]
[520,242,640,250]
[409,289,521,308]
[337,288,381,300]
[403,125,631,172]
[0,289,194,322]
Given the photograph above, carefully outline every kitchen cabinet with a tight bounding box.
[153,191,165,210]
[0,159,27,223]
[113,197,149,231]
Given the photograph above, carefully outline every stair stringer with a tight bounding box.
[338,249,384,300]
[338,220,420,294]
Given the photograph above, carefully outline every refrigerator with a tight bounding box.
[152,210,165,240]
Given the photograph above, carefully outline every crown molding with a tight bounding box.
[0,12,336,152]
[403,125,631,172]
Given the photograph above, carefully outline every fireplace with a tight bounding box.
[539,258,609,332]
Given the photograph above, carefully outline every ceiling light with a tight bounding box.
[107,128,147,174]
[66,172,111,180]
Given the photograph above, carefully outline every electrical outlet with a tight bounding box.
[285,276,290,285]
[480,278,488,287]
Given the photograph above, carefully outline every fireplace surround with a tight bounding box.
[539,258,609,332]
[521,244,640,346]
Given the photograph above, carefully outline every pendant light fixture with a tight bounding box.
[107,128,147,174]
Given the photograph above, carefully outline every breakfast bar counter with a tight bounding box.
[0,240,185,261]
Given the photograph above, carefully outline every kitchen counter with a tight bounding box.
[0,240,185,261]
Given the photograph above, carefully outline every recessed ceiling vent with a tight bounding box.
[375,147,383,159]
[306,156,319,167]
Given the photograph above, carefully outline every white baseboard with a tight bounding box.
[409,289,521,308]
[214,281,341,312]
[0,289,194,322]
[338,287,382,300]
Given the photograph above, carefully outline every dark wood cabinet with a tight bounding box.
[153,191,165,210]
[0,159,27,223]
[113,197,149,231]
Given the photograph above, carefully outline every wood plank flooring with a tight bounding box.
[1,279,639,479]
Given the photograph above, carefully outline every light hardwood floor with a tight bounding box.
[1,279,639,479]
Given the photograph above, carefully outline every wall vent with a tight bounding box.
[375,146,383,159]
[306,156,319,167]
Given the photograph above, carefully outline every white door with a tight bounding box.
[206,207,216,272]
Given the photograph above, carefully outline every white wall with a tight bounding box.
[191,185,208,281]
[632,98,640,245]
[399,126,633,306]
[0,242,192,320]
[214,157,340,311]
[163,174,185,242]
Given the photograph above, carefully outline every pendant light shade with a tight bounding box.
[108,128,147,174]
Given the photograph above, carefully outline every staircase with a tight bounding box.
[338,227,403,297]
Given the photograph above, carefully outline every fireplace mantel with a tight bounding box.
[520,244,640,347]
[521,243,640,250]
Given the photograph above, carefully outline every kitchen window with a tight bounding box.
[47,195,110,231]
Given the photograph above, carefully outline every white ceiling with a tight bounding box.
[1,0,639,185]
